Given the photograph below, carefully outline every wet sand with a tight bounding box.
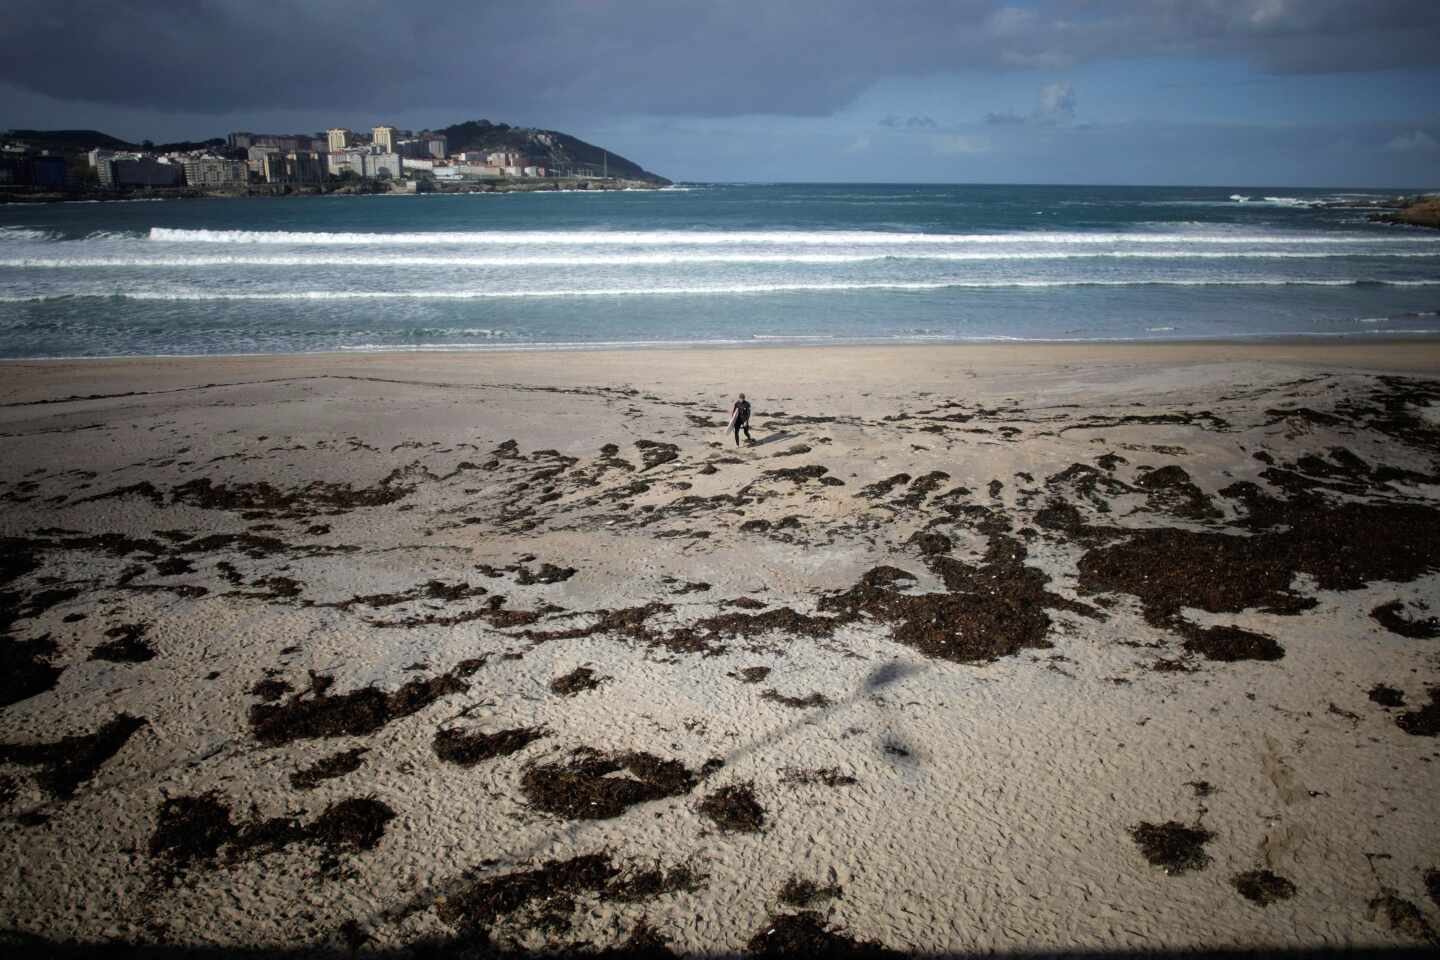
[2,341,1439,956]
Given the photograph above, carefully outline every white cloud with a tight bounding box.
[843,134,872,154]
[1037,81,1077,123]
[1384,130,1439,153]
[985,81,1078,126]
[932,134,991,155]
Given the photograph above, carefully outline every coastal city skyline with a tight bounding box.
[2,1,1438,187]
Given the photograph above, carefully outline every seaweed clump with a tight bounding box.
[1368,892,1438,944]
[1395,687,1440,737]
[550,666,609,696]
[1130,820,1214,875]
[1232,870,1297,906]
[290,748,368,790]
[746,912,902,957]
[520,749,697,820]
[1180,624,1284,662]
[606,862,707,902]
[761,689,832,709]
[433,726,547,766]
[698,781,766,833]
[90,623,155,663]
[149,792,394,881]
[436,853,618,934]
[1371,600,1440,639]
[0,713,147,800]
[249,669,471,746]
[779,767,857,787]
[778,876,843,907]
[1078,502,1440,636]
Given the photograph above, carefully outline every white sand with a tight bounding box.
[1,341,1438,955]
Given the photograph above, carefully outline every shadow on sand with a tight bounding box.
[2,930,1434,959]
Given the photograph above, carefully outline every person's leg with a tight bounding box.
[743,420,752,442]
[733,423,741,446]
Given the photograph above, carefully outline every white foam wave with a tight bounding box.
[0,227,56,243]
[147,227,1439,247]
[5,277,1437,304]
[26,249,1440,272]
[8,248,1440,270]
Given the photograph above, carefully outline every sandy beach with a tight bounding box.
[2,340,1439,957]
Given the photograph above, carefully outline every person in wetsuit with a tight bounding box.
[730,393,753,446]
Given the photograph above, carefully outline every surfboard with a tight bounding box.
[726,408,740,432]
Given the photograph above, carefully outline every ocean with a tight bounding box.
[0,183,1437,358]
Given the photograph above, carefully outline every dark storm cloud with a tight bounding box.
[3,0,1438,119]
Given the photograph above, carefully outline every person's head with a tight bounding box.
[738,393,745,400]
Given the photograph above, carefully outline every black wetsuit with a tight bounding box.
[732,400,752,445]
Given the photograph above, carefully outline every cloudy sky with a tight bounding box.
[3,0,1438,186]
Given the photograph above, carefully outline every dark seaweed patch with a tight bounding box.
[761,689,831,708]
[551,667,609,696]
[762,465,832,485]
[1425,869,1440,910]
[779,767,857,787]
[249,670,469,746]
[634,439,680,471]
[290,748,368,790]
[1135,465,1221,520]
[90,622,155,663]
[819,537,1096,664]
[746,912,901,957]
[520,749,697,820]
[149,792,394,881]
[1369,684,1406,708]
[778,876,843,907]
[858,474,911,499]
[595,920,678,958]
[725,597,768,610]
[0,634,63,708]
[606,862,706,902]
[0,713,146,800]
[1232,870,1297,905]
[1180,624,1284,662]
[731,666,772,684]
[153,557,195,576]
[436,853,618,932]
[698,781,765,833]
[1368,892,1438,944]
[169,475,412,515]
[250,677,293,702]
[148,793,233,874]
[1077,501,1440,639]
[306,796,395,854]
[1371,600,1440,639]
[1395,687,1440,736]
[434,726,547,766]
[1130,820,1213,875]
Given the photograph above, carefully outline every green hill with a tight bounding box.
[2,129,134,151]
[436,119,669,184]
[3,123,669,183]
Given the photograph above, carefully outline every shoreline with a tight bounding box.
[0,177,670,205]
[4,334,1440,370]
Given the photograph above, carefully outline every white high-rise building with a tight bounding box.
[372,126,397,152]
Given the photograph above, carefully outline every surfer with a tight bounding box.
[728,393,753,446]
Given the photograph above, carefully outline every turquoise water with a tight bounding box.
[0,183,1437,357]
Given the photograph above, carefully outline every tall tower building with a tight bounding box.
[327,128,354,152]
[372,126,397,152]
